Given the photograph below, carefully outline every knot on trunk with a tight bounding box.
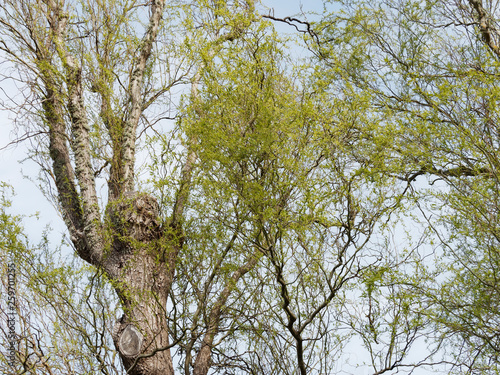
[113,316,144,372]
[107,192,161,243]
[119,324,144,357]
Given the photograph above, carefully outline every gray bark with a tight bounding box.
[119,0,167,197]
[103,192,177,375]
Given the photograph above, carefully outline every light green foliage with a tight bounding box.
[316,0,500,373]
[158,10,423,373]
[6,0,500,373]
[0,184,121,374]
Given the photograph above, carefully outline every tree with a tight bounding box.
[0,0,439,374]
[0,0,190,373]
[312,0,500,372]
[172,24,420,374]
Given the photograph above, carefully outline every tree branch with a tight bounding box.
[120,0,167,196]
[400,164,492,182]
[192,252,261,375]
[262,14,321,45]
[468,0,500,58]
[48,0,104,264]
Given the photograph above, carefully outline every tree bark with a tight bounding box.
[468,0,500,58]
[118,0,167,198]
[105,192,177,375]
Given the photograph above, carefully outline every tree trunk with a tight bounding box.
[105,192,177,375]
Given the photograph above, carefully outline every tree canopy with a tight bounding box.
[1,0,500,374]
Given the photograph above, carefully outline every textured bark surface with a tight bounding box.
[116,0,167,198]
[106,193,176,375]
[110,258,174,375]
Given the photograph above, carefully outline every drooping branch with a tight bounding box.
[173,0,259,226]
